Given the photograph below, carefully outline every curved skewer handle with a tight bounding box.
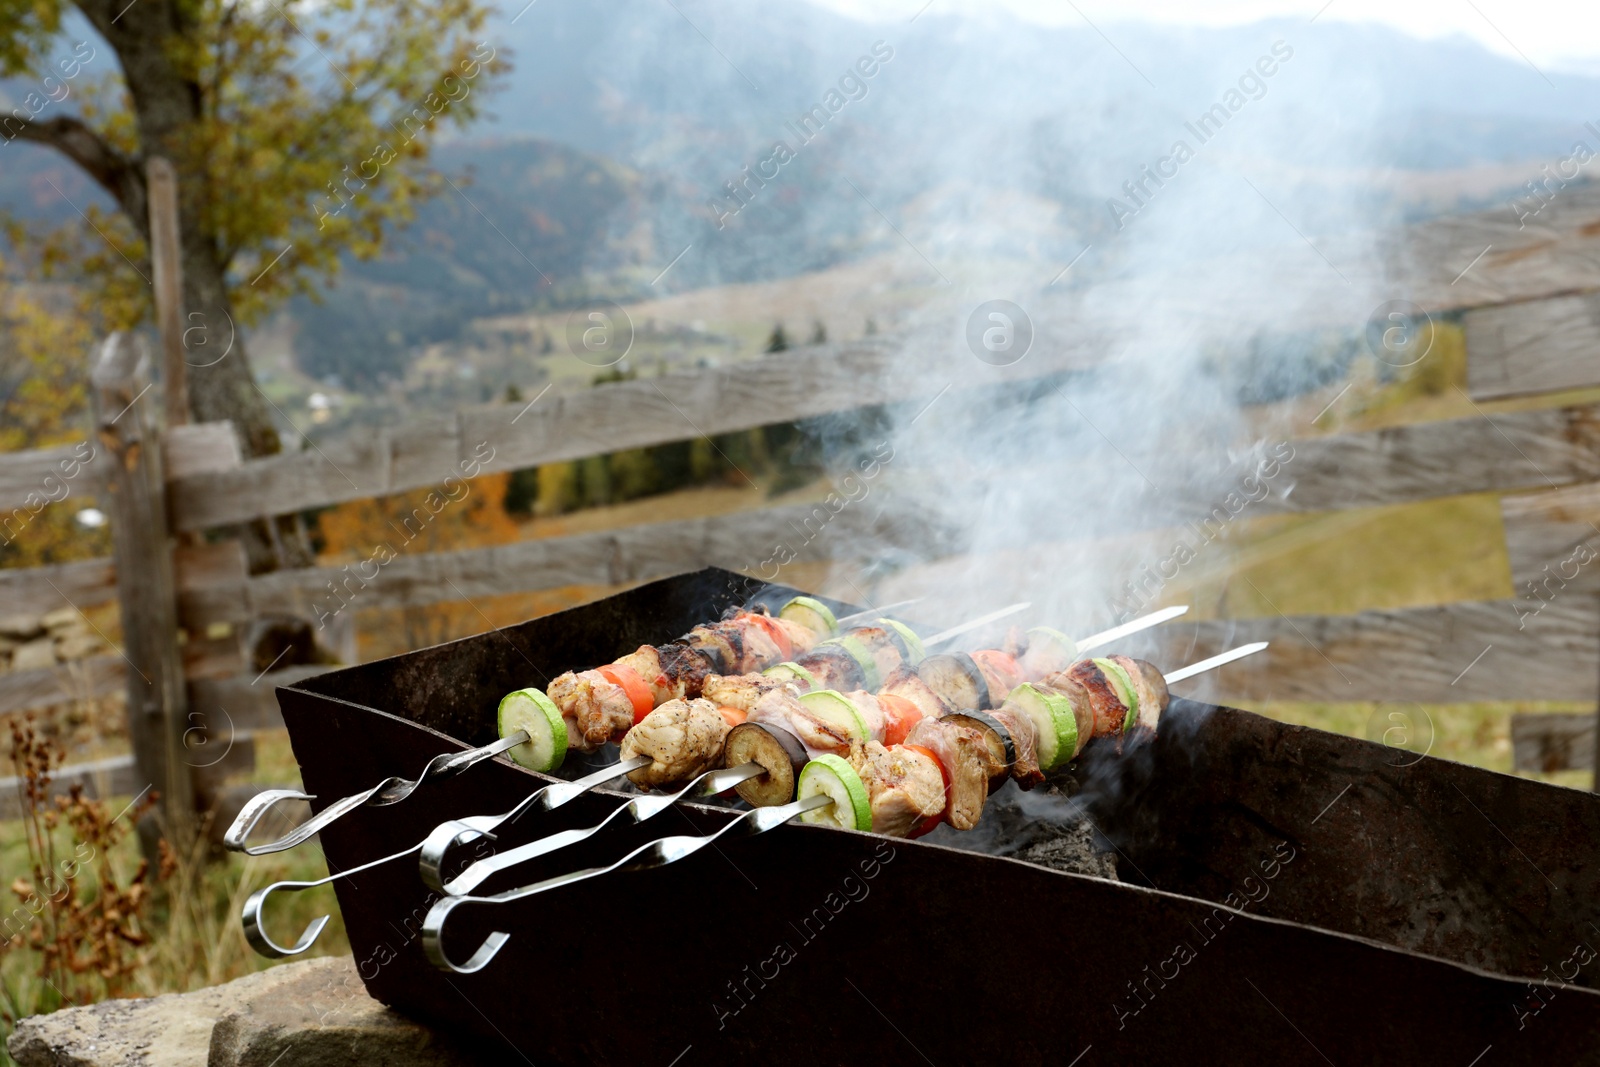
[441,761,764,896]
[423,792,831,973]
[224,787,372,857]
[417,754,651,893]
[240,810,505,959]
[223,731,529,856]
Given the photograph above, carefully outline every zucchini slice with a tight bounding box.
[780,596,838,637]
[762,661,820,688]
[877,618,927,667]
[1093,657,1140,733]
[1005,683,1078,771]
[497,688,568,772]
[1021,626,1079,678]
[821,634,880,689]
[798,689,871,742]
[798,754,872,831]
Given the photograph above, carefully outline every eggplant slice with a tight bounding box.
[917,652,991,711]
[725,721,808,807]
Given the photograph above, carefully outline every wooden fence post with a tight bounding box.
[90,333,195,843]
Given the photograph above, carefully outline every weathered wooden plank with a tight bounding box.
[1379,183,1600,312]
[168,364,1600,537]
[1261,404,1600,513]
[0,441,96,521]
[1511,712,1595,773]
[91,333,195,828]
[242,498,954,619]
[0,557,118,617]
[1150,597,1598,705]
[182,632,246,680]
[0,653,126,716]
[1501,483,1600,603]
[165,421,241,479]
[174,539,252,628]
[186,664,331,733]
[0,754,139,821]
[1465,293,1600,401]
[165,333,1101,532]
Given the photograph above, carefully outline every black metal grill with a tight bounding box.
[278,567,1600,1065]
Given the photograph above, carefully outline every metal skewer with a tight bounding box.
[1076,605,1190,654]
[437,761,764,896]
[422,793,831,974]
[241,756,643,958]
[224,731,530,856]
[921,601,1032,649]
[835,598,922,628]
[1164,641,1269,685]
[418,754,651,892]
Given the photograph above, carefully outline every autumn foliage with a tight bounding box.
[314,470,523,656]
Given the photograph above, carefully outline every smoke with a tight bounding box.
[486,2,1600,844]
[662,15,1409,666]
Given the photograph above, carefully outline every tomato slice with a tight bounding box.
[745,612,793,661]
[716,705,748,729]
[598,664,655,725]
[903,744,950,838]
[876,693,924,747]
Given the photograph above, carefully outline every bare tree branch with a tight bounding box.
[1,114,146,226]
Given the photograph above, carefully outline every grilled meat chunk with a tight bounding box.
[1119,657,1170,730]
[702,672,796,714]
[654,642,715,699]
[795,644,868,691]
[943,712,1011,784]
[842,690,888,743]
[986,703,1043,789]
[770,614,821,654]
[881,666,952,722]
[904,718,989,830]
[747,688,863,765]
[859,741,946,838]
[1054,659,1131,738]
[847,626,915,680]
[730,619,784,672]
[621,698,732,790]
[547,669,635,752]
[685,625,740,674]
[970,650,1023,704]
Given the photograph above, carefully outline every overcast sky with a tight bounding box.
[809,0,1600,71]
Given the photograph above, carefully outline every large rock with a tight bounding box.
[40,607,82,632]
[11,638,58,672]
[0,614,43,640]
[6,956,490,1067]
[54,633,103,662]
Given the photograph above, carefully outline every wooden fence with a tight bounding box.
[4,185,1600,823]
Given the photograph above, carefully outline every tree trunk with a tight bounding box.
[178,228,282,460]
[78,0,316,571]
[178,237,316,570]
